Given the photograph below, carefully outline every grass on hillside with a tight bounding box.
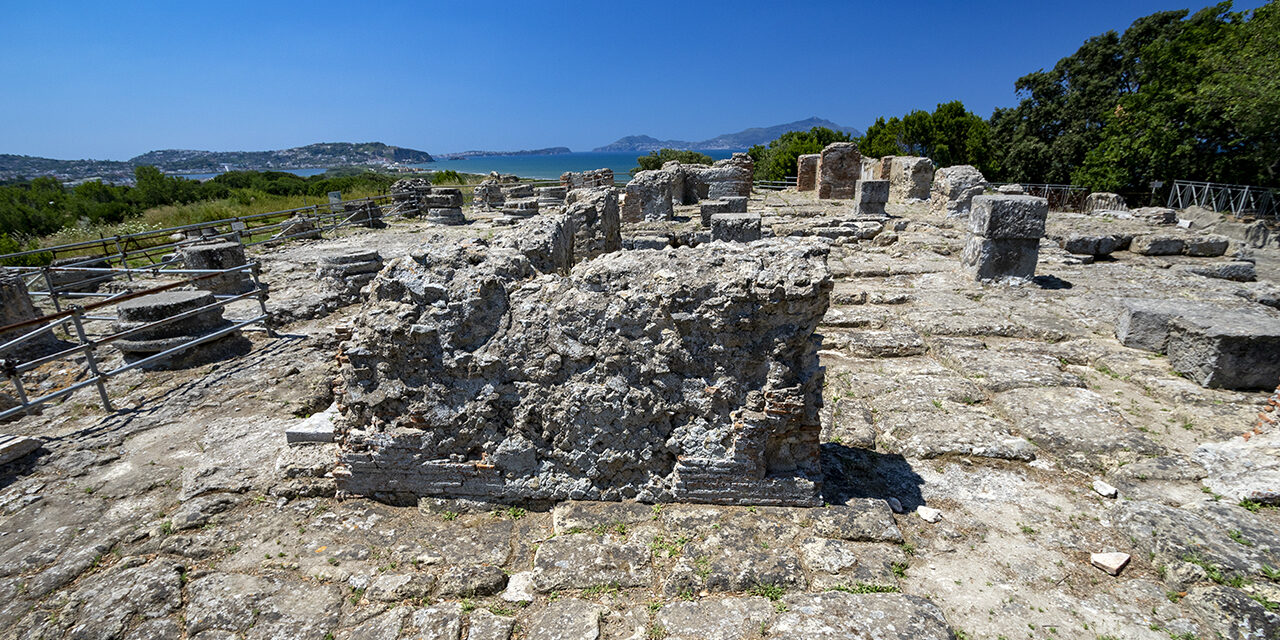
[38,187,386,251]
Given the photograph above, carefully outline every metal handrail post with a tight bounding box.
[68,307,113,412]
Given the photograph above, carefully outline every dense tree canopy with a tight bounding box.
[857,101,996,176]
[747,127,852,181]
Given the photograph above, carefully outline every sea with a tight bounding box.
[175,150,745,182]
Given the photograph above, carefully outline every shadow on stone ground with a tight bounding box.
[820,443,925,510]
[1032,274,1073,289]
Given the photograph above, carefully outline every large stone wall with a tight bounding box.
[333,235,832,506]
[561,168,614,191]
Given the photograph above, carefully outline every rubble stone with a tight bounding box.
[710,213,762,243]
[796,154,819,192]
[1059,234,1125,256]
[887,156,934,203]
[536,186,567,209]
[564,187,620,263]
[930,165,987,218]
[770,592,954,639]
[1130,234,1185,256]
[1132,206,1178,224]
[1182,261,1257,281]
[316,249,384,304]
[816,142,861,199]
[1183,234,1230,257]
[335,238,831,506]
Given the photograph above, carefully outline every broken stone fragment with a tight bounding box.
[1090,552,1130,575]
[1092,479,1118,499]
[916,506,942,523]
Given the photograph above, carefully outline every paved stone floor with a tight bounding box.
[0,194,1277,639]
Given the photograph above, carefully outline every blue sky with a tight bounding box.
[0,0,1265,160]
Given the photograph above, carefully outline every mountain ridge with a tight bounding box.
[593,117,862,152]
[0,142,434,183]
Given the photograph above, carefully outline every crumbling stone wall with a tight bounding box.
[561,168,614,191]
[931,165,987,218]
[796,155,819,192]
[333,235,832,506]
[622,170,674,222]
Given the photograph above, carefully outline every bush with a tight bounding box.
[632,149,713,175]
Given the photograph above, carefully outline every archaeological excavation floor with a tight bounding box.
[0,194,1277,639]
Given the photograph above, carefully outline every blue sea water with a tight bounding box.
[411,150,745,180]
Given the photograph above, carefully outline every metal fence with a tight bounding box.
[0,263,271,422]
[989,183,1091,212]
[754,178,797,191]
[1167,180,1278,219]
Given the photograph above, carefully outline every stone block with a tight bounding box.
[710,213,762,243]
[1132,207,1178,225]
[1182,261,1256,282]
[1060,234,1125,256]
[887,156,934,203]
[723,196,748,213]
[699,199,730,228]
[817,142,860,199]
[286,405,337,444]
[564,187,620,263]
[0,274,62,359]
[960,236,1039,281]
[1114,299,1220,352]
[796,154,819,192]
[179,241,253,294]
[1130,234,1185,256]
[968,195,1048,240]
[1184,234,1230,257]
[853,180,889,216]
[1166,312,1280,389]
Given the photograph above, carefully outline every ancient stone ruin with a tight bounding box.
[421,188,467,225]
[179,241,253,294]
[563,187,621,262]
[535,186,567,210]
[710,213,762,243]
[931,165,987,217]
[0,273,61,359]
[316,249,384,304]
[816,142,861,199]
[560,168,613,191]
[622,170,674,222]
[886,156,935,203]
[112,290,247,369]
[796,153,819,191]
[960,194,1047,282]
[1116,300,1280,389]
[853,179,889,216]
[333,231,830,506]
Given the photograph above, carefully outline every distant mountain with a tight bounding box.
[593,117,862,152]
[436,147,571,160]
[0,142,434,183]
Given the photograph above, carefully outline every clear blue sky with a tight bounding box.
[0,0,1265,160]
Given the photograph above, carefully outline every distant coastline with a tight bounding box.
[435,147,571,160]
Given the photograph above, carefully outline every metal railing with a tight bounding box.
[0,263,272,422]
[754,178,797,191]
[990,183,1090,212]
[1167,179,1278,219]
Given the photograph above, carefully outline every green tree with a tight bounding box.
[632,149,713,175]
[857,102,996,175]
[747,127,852,181]
[1199,1,1280,183]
